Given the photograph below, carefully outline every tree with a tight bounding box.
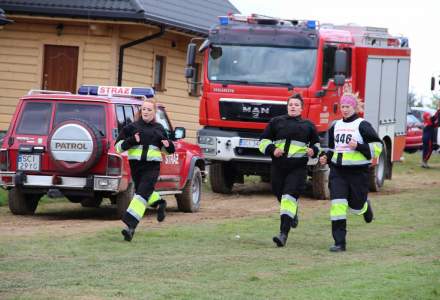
[407,90,422,107]
[428,93,440,110]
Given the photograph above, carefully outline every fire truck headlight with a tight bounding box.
[198,136,216,145]
[198,136,217,156]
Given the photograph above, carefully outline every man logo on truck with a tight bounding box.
[243,105,270,119]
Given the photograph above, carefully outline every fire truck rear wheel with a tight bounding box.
[115,182,134,219]
[209,162,233,194]
[312,164,330,200]
[369,146,387,192]
[8,187,41,215]
[176,167,202,212]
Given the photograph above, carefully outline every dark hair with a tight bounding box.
[288,93,304,108]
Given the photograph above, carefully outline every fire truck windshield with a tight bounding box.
[208,45,317,87]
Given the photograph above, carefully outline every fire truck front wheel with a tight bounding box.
[209,162,233,194]
[8,188,41,215]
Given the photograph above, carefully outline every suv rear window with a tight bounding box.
[16,102,53,135]
[54,103,106,136]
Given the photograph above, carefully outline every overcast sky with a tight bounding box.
[230,0,437,105]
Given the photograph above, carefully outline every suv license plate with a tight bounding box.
[239,139,260,149]
[17,154,41,171]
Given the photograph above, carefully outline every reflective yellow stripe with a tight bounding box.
[349,201,368,215]
[127,194,147,221]
[147,191,161,206]
[274,139,286,151]
[280,194,297,218]
[147,149,162,161]
[330,198,348,220]
[287,144,308,158]
[370,142,382,159]
[259,139,272,154]
[127,147,143,159]
[274,140,308,158]
[115,140,124,153]
[331,151,370,165]
[124,145,163,161]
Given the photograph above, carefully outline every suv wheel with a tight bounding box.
[81,195,103,208]
[66,195,82,203]
[176,167,202,212]
[8,188,41,215]
[115,182,134,219]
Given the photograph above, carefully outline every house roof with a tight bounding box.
[0,0,239,36]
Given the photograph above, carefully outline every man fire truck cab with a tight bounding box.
[0,86,205,216]
[185,14,411,198]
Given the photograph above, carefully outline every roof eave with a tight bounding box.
[2,5,208,36]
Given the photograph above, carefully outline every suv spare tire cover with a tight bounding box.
[48,119,103,173]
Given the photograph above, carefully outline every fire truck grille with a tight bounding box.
[219,100,286,122]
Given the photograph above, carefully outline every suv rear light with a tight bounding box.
[1,175,13,185]
[107,154,122,176]
[0,149,9,171]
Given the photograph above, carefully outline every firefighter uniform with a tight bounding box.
[259,115,320,247]
[325,114,382,251]
[115,119,175,241]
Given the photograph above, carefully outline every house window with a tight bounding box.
[189,63,201,97]
[154,55,166,91]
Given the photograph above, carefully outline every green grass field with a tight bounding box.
[0,152,439,299]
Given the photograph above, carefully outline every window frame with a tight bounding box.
[54,102,106,136]
[154,55,167,92]
[15,101,53,135]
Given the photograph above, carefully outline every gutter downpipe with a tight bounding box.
[117,25,166,86]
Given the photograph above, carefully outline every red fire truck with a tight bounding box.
[185,14,411,198]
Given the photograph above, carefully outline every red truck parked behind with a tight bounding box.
[185,14,411,198]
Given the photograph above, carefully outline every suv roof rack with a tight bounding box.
[27,89,72,95]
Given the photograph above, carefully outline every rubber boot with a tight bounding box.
[291,214,298,228]
[273,233,288,247]
[329,244,346,252]
[330,219,346,252]
[156,199,167,222]
[273,215,292,247]
[363,200,374,223]
[121,226,135,242]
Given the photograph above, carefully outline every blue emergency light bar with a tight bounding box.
[218,16,229,25]
[307,20,317,29]
[78,85,155,98]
